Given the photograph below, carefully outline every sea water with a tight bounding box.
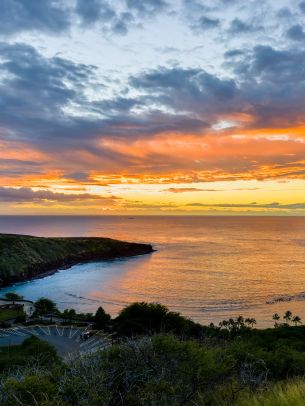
[0,216,304,327]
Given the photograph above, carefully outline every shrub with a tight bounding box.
[94,306,111,329]
[34,298,59,315]
[114,302,202,337]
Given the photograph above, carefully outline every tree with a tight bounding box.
[283,310,292,325]
[292,315,302,326]
[3,292,23,304]
[237,315,245,328]
[62,308,76,322]
[245,318,257,328]
[94,306,111,329]
[272,313,280,328]
[114,302,194,336]
[34,298,58,315]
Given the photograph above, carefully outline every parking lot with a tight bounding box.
[0,325,111,357]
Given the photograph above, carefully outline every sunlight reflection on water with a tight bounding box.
[0,216,305,327]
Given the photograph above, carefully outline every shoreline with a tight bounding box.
[0,250,154,291]
[0,234,154,289]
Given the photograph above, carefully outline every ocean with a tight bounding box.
[0,215,304,327]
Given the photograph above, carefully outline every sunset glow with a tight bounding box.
[0,0,304,215]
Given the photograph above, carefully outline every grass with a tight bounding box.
[0,308,24,322]
[234,380,305,405]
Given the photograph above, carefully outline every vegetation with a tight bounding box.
[0,336,59,373]
[272,311,302,328]
[2,292,23,303]
[0,234,153,286]
[234,380,305,406]
[114,302,202,337]
[94,306,111,329]
[34,298,59,316]
[0,308,25,323]
[1,301,305,405]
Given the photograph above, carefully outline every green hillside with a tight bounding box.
[0,234,153,286]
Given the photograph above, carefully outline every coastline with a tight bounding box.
[0,234,154,289]
[0,251,154,291]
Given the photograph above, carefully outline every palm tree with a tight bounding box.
[272,313,280,327]
[292,315,302,326]
[283,310,292,325]
[219,320,228,329]
[228,318,236,331]
[245,317,257,328]
[237,315,245,328]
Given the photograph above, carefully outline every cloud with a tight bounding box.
[0,187,118,204]
[75,0,116,26]
[74,0,169,35]
[0,0,70,36]
[192,15,220,31]
[287,24,305,41]
[126,0,168,16]
[228,18,261,34]
[233,45,305,82]
[0,42,98,147]
[299,1,305,13]
[2,38,305,187]
[0,0,168,38]
[164,187,223,193]
[130,66,237,120]
[224,49,245,58]
[187,202,305,209]
[277,7,293,19]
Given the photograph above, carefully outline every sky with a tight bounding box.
[0,0,305,215]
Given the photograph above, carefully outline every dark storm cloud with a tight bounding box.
[0,0,70,36]
[287,24,305,41]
